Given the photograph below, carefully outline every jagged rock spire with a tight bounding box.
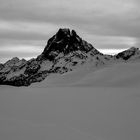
[39,28,94,60]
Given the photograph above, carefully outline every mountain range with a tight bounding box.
[0,28,140,86]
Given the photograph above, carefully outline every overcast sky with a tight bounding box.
[0,0,140,62]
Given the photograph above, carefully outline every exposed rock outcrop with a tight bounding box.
[116,47,139,60]
[37,28,99,61]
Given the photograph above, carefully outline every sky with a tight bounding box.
[0,0,140,63]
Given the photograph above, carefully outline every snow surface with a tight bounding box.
[32,61,140,87]
[0,62,140,140]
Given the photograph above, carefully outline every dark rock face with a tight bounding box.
[38,28,95,61]
[5,74,29,86]
[116,47,139,60]
[25,59,40,75]
[0,64,4,71]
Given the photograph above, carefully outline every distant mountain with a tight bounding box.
[115,47,140,60]
[0,28,139,86]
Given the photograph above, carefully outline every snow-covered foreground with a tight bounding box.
[0,62,140,140]
[0,86,140,140]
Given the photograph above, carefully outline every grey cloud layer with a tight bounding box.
[0,0,140,62]
[0,0,140,38]
[0,0,139,36]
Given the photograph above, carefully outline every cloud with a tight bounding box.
[0,45,41,53]
[0,0,140,62]
[0,0,139,38]
[0,44,42,63]
[0,0,140,38]
[0,20,59,35]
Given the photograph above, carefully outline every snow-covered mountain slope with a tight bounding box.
[0,28,140,87]
[31,61,140,87]
[75,62,140,87]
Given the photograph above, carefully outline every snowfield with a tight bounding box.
[0,62,140,140]
[32,61,140,87]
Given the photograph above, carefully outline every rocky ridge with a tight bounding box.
[0,28,139,86]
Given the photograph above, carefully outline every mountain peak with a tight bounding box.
[56,28,77,38]
[57,28,71,36]
[116,47,139,60]
[39,28,95,60]
[4,57,20,66]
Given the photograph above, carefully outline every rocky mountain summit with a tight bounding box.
[0,28,139,86]
[37,28,100,61]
